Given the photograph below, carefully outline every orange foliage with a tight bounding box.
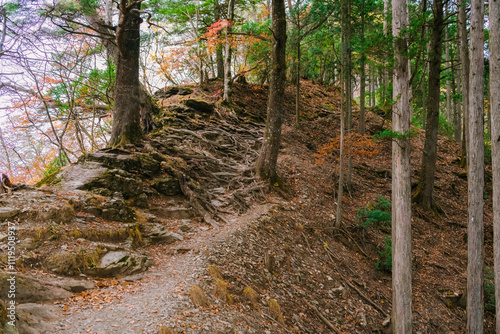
[314,133,379,165]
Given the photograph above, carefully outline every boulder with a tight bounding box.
[181,99,214,114]
[151,176,181,196]
[0,272,72,304]
[87,251,152,277]
[0,208,19,220]
[145,225,184,245]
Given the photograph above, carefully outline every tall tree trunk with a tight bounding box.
[445,15,452,124]
[215,2,224,80]
[490,0,500,331]
[359,58,366,134]
[83,5,158,135]
[295,41,301,128]
[383,0,389,104]
[392,0,412,330]
[370,65,375,107]
[459,0,470,169]
[452,58,461,143]
[346,0,353,190]
[255,0,287,183]
[336,0,348,228]
[467,0,485,331]
[413,0,443,211]
[110,0,143,147]
[223,0,235,103]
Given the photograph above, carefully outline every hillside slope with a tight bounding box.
[0,80,491,333]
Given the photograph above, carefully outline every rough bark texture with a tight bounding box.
[359,0,366,135]
[459,0,470,168]
[255,0,287,182]
[491,0,500,331]
[109,0,143,147]
[346,0,353,190]
[413,0,443,211]
[467,0,485,331]
[83,5,158,135]
[445,22,452,124]
[391,0,412,331]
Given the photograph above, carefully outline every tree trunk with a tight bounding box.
[490,0,500,331]
[459,0,470,169]
[359,60,366,135]
[392,0,412,330]
[295,37,301,128]
[109,0,143,147]
[346,0,353,190]
[83,5,158,135]
[223,0,235,103]
[217,45,224,79]
[215,2,224,80]
[336,0,348,228]
[453,56,462,144]
[383,0,389,104]
[467,0,485,331]
[413,0,443,211]
[255,0,287,183]
[445,17,452,124]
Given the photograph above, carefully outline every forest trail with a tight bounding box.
[49,204,273,334]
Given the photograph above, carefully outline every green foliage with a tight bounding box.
[373,129,418,140]
[79,0,100,15]
[484,267,495,312]
[43,154,68,177]
[376,237,392,273]
[357,195,392,228]
[438,114,454,137]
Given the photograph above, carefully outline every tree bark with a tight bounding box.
[83,5,158,134]
[459,0,470,169]
[359,0,366,135]
[413,0,443,211]
[445,16,452,124]
[215,2,224,80]
[490,0,500,332]
[109,0,143,147]
[467,0,485,331]
[383,0,389,104]
[223,0,235,103]
[392,0,412,330]
[255,0,287,183]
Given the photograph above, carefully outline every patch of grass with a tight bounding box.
[269,298,285,325]
[189,284,210,307]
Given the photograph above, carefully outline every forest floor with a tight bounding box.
[1,79,492,333]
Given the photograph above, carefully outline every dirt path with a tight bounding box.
[46,204,272,334]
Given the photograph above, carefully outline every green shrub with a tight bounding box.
[375,237,392,273]
[357,195,392,228]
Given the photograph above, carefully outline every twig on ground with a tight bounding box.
[306,301,342,334]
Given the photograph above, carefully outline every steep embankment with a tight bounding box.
[0,80,490,333]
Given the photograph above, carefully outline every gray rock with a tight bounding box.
[0,272,72,303]
[148,231,184,245]
[55,279,95,293]
[151,176,181,196]
[181,99,214,114]
[15,303,57,334]
[87,251,152,277]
